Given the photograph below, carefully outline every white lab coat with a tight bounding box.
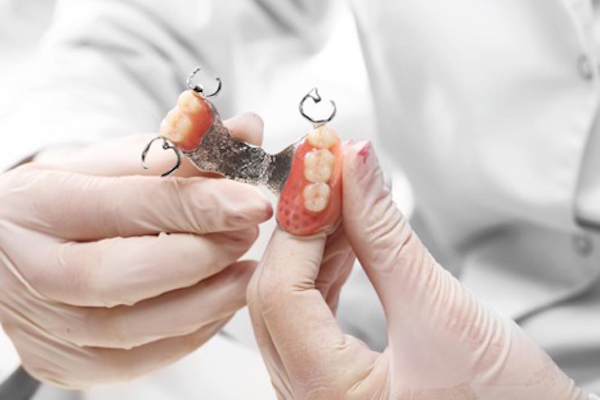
[1,0,599,397]
[353,0,600,393]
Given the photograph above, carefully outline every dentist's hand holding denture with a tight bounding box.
[248,140,588,399]
[0,90,271,388]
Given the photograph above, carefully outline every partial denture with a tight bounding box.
[159,90,214,151]
[277,125,343,236]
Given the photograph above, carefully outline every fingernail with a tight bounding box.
[348,140,384,193]
[246,187,273,221]
[351,140,377,170]
[264,201,274,220]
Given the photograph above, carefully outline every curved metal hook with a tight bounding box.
[141,136,182,177]
[186,66,222,98]
[299,87,337,125]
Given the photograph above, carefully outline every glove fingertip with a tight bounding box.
[343,140,386,207]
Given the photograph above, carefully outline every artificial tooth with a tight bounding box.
[159,107,192,142]
[307,126,336,149]
[304,149,335,183]
[303,182,331,212]
[177,90,204,113]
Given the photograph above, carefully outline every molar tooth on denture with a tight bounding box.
[307,126,337,149]
[157,90,214,151]
[303,182,332,212]
[160,107,192,143]
[177,90,203,113]
[304,149,335,183]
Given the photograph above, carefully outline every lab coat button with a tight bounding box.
[572,233,593,257]
[578,55,594,81]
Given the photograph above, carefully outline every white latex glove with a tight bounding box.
[0,114,272,389]
[248,141,592,400]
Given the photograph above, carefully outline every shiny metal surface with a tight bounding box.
[183,102,301,194]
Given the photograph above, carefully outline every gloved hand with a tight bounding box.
[0,113,272,389]
[248,141,591,400]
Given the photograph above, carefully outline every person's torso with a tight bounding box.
[350,0,600,391]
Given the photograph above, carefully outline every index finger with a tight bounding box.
[5,167,272,240]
